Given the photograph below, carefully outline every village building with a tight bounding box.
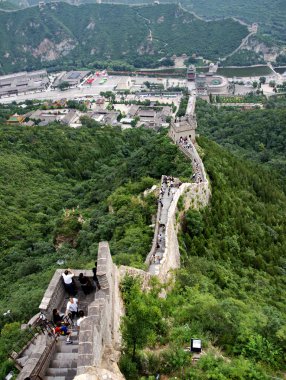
[127,104,172,129]
[7,114,25,124]
[187,65,196,81]
[0,70,49,98]
[24,108,82,127]
[53,71,90,88]
[88,108,120,126]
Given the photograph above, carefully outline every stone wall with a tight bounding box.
[18,242,123,380]
[148,141,211,281]
[16,335,51,380]
[77,242,123,375]
[119,266,152,290]
[39,269,94,318]
[145,177,163,266]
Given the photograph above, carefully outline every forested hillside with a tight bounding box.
[0,122,192,376]
[181,0,286,45]
[0,110,286,378]
[196,99,286,176]
[0,2,248,73]
[120,137,286,380]
[5,0,286,47]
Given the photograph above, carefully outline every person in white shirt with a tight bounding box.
[62,269,76,296]
[66,297,79,320]
[77,310,87,330]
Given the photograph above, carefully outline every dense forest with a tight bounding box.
[0,121,192,376]
[196,99,286,176]
[222,49,266,66]
[120,137,286,380]
[0,2,248,74]
[181,0,286,46]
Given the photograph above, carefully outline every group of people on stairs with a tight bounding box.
[52,262,100,344]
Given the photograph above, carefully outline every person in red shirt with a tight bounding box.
[54,322,73,344]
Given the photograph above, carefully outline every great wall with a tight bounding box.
[14,94,211,380]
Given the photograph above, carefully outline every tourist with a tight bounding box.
[77,310,87,329]
[54,321,73,344]
[92,262,101,291]
[66,296,79,320]
[62,269,76,296]
[78,273,93,295]
[52,308,64,325]
[171,188,176,200]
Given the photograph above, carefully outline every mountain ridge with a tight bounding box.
[0,2,248,74]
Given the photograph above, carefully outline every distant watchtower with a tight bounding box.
[187,65,196,81]
[169,114,197,143]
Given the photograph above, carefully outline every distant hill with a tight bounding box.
[181,0,286,46]
[0,2,248,74]
[0,0,19,10]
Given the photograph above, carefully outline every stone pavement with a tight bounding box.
[148,179,178,275]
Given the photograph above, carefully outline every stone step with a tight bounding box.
[50,359,77,368]
[53,352,78,361]
[46,367,77,377]
[56,335,79,342]
[17,355,29,367]
[57,344,79,353]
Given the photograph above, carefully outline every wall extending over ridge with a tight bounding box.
[17,102,211,380]
[146,140,211,281]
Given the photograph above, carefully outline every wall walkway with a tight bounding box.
[145,139,210,281]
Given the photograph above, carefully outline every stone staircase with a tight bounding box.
[44,289,95,380]
[44,329,79,380]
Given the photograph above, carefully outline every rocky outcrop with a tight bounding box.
[32,38,76,61]
[243,36,280,62]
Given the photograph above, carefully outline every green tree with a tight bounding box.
[121,277,162,360]
[58,81,70,91]
[252,81,258,88]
